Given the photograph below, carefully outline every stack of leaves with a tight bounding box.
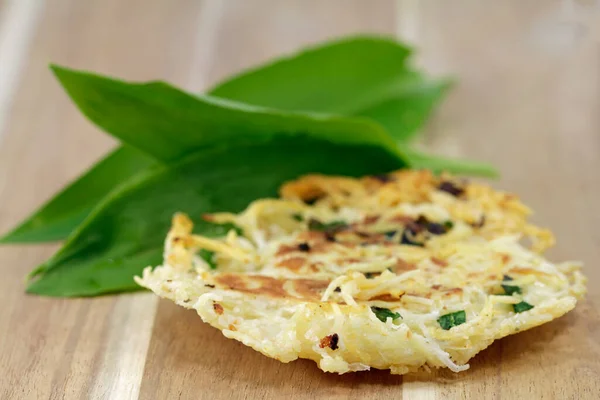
[1,36,497,297]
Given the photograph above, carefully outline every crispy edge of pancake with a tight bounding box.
[136,263,582,374]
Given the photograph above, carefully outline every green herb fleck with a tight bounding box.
[503,275,513,281]
[443,220,454,230]
[502,284,522,296]
[513,301,534,313]
[308,218,348,233]
[292,213,304,222]
[437,310,466,330]
[371,306,401,322]
[199,249,217,270]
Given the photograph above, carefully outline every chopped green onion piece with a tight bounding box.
[292,213,304,222]
[502,284,522,296]
[371,306,401,322]
[513,301,534,313]
[308,218,348,232]
[443,220,454,230]
[199,249,217,270]
[437,310,466,330]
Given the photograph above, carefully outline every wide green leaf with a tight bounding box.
[0,146,157,243]
[403,148,499,177]
[210,37,447,143]
[27,137,405,296]
[50,65,405,163]
[1,43,415,243]
[3,36,494,244]
[354,77,451,143]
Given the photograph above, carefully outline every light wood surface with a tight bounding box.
[0,1,598,399]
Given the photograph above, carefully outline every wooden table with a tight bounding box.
[1,1,598,399]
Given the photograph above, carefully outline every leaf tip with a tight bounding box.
[49,63,68,78]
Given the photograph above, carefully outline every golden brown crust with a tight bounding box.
[214,273,329,301]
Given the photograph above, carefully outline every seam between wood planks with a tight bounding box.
[0,0,45,145]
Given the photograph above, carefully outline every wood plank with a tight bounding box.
[401,1,600,398]
[0,0,208,398]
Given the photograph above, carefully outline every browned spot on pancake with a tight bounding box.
[442,288,463,297]
[358,233,386,243]
[309,262,323,272]
[228,324,237,331]
[500,253,511,264]
[319,333,339,350]
[276,256,306,271]
[213,302,224,315]
[390,215,414,224]
[510,267,547,276]
[354,230,372,238]
[293,279,329,300]
[307,242,335,253]
[297,231,327,242]
[336,257,361,264]
[431,284,442,290]
[369,293,404,302]
[215,274,287,298]
[392,258,417,272]
[276,244,299,257]
[431,257,448,267]
[214,273,328,301]
[363,215,380,225]
[405,292,432,299]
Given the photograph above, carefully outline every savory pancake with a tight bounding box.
[136,170,586,374]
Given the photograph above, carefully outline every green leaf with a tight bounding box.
[371,306,402,322]
[49,65,406,164]
[2,36,492,244]
[402,148,498,177]
[437,310,466,330]
[27,137,404,296]
[207,222,243,237]
[210,36,450,143]
[1,45,416,244]
[353,77,452,143]
[513,301,534,313]
[199,249,217,270]
[211,37,410,113]
[0,146,157,243]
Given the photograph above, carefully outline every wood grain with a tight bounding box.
[0,0,598,399]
